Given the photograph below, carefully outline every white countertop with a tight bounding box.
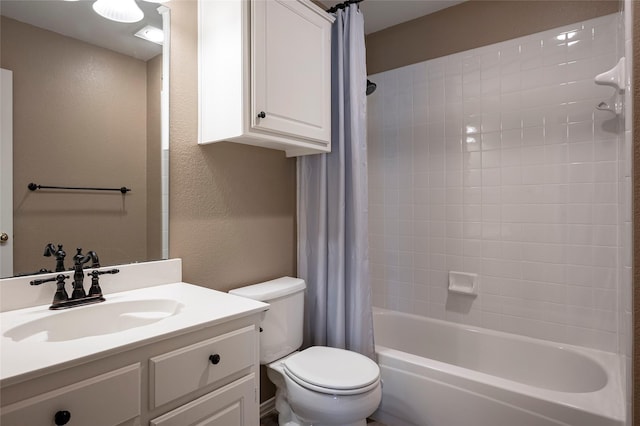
[0,282,268,386]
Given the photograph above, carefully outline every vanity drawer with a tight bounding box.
[150,325,256,408]
[150,373,257,426]
[0,363,140,426]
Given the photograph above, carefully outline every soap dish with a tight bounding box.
[448,271,478,296]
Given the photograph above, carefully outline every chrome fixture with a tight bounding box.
[594,57,626,115]
[595,57,626,91]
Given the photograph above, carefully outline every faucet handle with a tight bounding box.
[86,269,119,298]
[52,274,70,304]
[30,274,71,307]
[87,268,119,277]
[30,274,69,286]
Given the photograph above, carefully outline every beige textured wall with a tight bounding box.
[147,54,163,261]
[168,1,296,291]
[168,1,295,402]
[366,0,620,75]
[1,17,148,275]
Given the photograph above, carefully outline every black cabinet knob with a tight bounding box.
[54,410,71,425]
[257,111,266,119]
[209,354,221,365]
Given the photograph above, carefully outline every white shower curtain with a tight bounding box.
[297,4,374,359]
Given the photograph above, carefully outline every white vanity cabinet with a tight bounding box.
[0,364,141,426]
[150,374,256,426]
[0,316,261,426]
[198,0,334,157]
[149,326,256,409]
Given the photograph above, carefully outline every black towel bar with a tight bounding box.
[28,183,131,194]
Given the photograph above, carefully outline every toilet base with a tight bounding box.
[266,349,381,426]
[278,417,366,426]
[269,361,379,426]
[274,386,367,426]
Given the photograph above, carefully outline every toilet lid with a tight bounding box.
[283,346,380,395]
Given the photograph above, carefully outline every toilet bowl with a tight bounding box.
[269,347,382,426]
[229,277,382,426]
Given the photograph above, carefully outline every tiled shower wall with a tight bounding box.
[621,0,633,414]
[367,13,628,353]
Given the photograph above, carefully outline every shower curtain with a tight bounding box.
[297,4,374,359]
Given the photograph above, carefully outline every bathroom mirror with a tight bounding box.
[0,0,170,277]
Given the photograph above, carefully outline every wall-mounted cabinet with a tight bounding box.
[198,0,334,157]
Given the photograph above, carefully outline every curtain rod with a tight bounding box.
[326,0,363,14]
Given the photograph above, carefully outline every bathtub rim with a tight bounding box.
[372,307,625,424]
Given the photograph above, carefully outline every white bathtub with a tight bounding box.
[370,308,625,426]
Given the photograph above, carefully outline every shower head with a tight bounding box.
[366,79,377,96]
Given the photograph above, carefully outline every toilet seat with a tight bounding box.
[283,346,380,396]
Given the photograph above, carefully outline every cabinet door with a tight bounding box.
[150,374,257,426]
[0,364,140,426]
[252,0,331,145]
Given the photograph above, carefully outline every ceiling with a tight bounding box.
[320,0,465,34]
[1,0,163,61]
[0,0,464,61]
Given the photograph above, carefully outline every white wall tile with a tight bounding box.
[367,13,627,354]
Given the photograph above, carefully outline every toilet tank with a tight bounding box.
[229,277,306,364]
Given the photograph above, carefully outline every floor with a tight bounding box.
[259,412,278,426]
[260,412,385,426]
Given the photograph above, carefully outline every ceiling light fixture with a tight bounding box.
[134,25,164,44]
[556,30,577,41]
[92,0,144,23]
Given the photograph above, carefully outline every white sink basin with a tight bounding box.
[0,282,269,385]
[4,299,184,342]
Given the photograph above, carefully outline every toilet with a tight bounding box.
[229,277,381,426]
